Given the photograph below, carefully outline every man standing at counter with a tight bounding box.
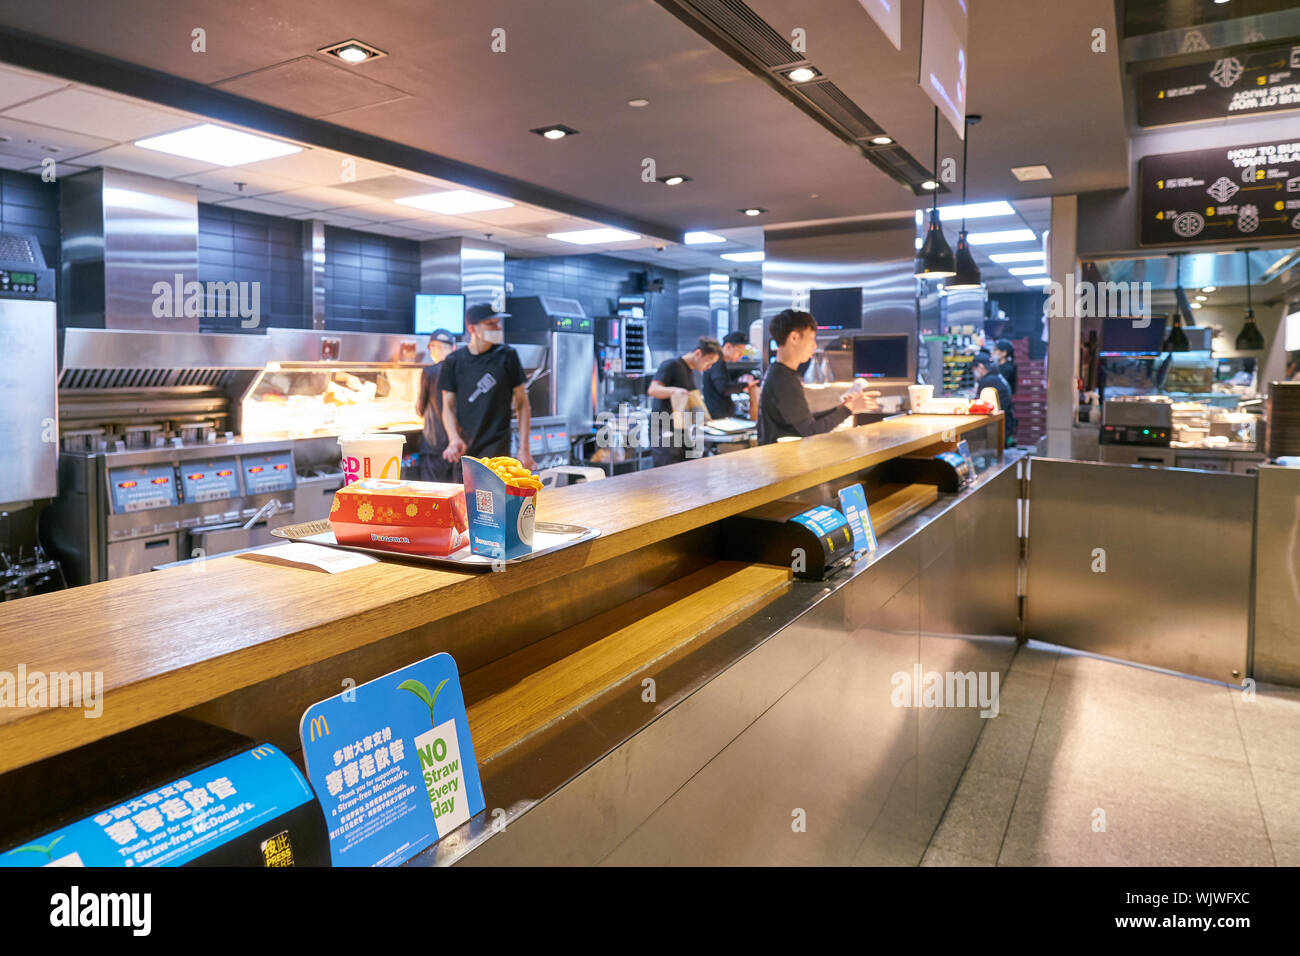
[992,338,1017,394]
[415,329,458,482]
[702,331,759,420]
[758,309,878,445]
[972,353,1015,446]
[646,336,722,467]
[441,304,534,475]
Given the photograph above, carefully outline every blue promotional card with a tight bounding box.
[838,483,878,554]
[790,504,849,539]
[1,745,314,867]
[299,652,485,867]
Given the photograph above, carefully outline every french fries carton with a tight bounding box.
[329,478,468,556]
[461,457,540,560]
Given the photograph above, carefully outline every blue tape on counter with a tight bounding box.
[790,505,849,539]
[299,651,485,867]
[838,483,878,554]
[0,745,314,867]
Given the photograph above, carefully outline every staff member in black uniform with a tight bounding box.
[441,303,533,476]
[646,336,722,468]
[414,328,458,482]
[701,331,759,420]
[971,352,1015,446]
[758,310,878,445]
[992,338,1017,394]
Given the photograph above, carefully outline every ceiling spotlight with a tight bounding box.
[1202,285,1216,292]
[921,180,939,190]
[1190,302,1203,309]
[785,66,820,83]
[870,135,894,145]
[627,98,650,107]
[319,39,386,63]
[531,125,579,140]
[740,207,766,216]
[657,175,691,186]
[1195,294,1207,301]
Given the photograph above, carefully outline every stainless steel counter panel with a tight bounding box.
[423,453,1023,866]
[1253,465,1300,685]
[1023,457,1254,682]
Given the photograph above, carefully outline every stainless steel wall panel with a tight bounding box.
[0,300,57,507]
[1252,464,1300,685]
[1024,457,1254,681]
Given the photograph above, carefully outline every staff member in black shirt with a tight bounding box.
[646,336,722,467]
[758,309,878,445]
[702,331,759,420]
[971,352,1015,445]
[992,338,1017,394]
[441,303,533,476]
[414,328,458,482]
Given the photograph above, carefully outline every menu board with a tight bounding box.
[1138,138,1300,246]
[1138,42,1300,127]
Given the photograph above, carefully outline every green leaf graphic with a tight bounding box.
[398,677,451,730]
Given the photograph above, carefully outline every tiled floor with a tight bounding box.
[922,642,1300,866]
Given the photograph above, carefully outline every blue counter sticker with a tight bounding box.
[299,652,484,867]
[838,483,878,554]
[790,505,849,541]
[0,745,313,868]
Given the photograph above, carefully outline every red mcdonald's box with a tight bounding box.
[329,479,468,556]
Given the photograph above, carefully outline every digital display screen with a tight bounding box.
[853,334,911,380]
[180,458,241,503]
[7,271,35,284]
[241,451,295,494]
[919,0,969,137]
[810,287,863,331]
[414,294,466,336]
[1099,317,1168,356]
[109,464,178,513]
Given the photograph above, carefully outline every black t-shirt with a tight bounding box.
[998,358,1018,394]
[702,359,736,419]
[977,370,1016,434]
[757,361,850,445]
[650,357,695,416]
[438,344,526,456]
[416,362,449,452]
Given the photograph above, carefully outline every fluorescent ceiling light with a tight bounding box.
[1010,165,1052,181]
[395,190,514,215]
[1021,276,1051,287]
[989,251,1045,263]
[1008,265,1047,275]
[134,124,301,166]
[933,200,1016,222]
[684,231,725,244]
[547,227,640,244]
[968,228,1037,245]
[720,251,764,262]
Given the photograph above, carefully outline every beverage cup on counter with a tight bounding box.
[338,432,405,485]
[907,384,934,413]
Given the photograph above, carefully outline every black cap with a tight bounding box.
[972,352,993,370]
[428,328,456,346]
[466,303,510,325]
[994,338,1014,354]
[722,331,749,346]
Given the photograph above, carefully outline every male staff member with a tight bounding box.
[758,310,878,445]
[646,336,722,467]
[992,338,1017,394]
[702,331,759,420]
[971,352,1015,446]
[441,303,534,475]
[414,328,458,482]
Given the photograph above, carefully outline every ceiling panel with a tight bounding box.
[2,87,191,141]
[74,143,221,178]
[231,145,392,186]
[175,166,306,196]
[0,64,69,110]
[0,115,114,160]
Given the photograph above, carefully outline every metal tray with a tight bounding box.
[270,519,600,572]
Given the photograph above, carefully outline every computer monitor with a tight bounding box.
[414,293,466,336]
[809,287,863,331]
[853,333,912,382]
[1098,316,1167,357]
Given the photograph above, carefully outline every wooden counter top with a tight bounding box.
[0,414,994,775]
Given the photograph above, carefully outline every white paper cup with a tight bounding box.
[338,433,405,484]
[907,384,934,413]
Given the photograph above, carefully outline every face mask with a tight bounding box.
[480,328,504,344]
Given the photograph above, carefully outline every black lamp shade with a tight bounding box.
[1163,315,1189,352]
[947,230,982,289]
[913,208,956,279]
[1235,310,1265,351]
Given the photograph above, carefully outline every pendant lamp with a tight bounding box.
[913,106,955,279]
[1235,249,1265,351]
[947,114,983,290]
[1163,253,1189,352]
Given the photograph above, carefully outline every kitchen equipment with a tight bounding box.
[1101,398,1173,446]
[1266,382,1300,459]
[507,295,597,436]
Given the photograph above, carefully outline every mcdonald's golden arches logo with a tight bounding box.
[309,715,330,741]
[250,745,275,760]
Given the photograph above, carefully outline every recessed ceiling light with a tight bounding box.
[627,98,650,108]
[1008,265,1047,276]
[1190,301,1203,308]
[135,124,302,166]
[547,227,640,244]
[657,175,691,186]
[921,180,939,190]
[684,231,725,244]
[721,251,764,262]
[1202,285,1217,292]
[870,135,894,145]
[989,251,1045,263]
[785,66,820,83]
[740,207,766,216]
[395,190,514,215]
[531,125,579,140]
[319,39,386,63]
[1021,276,1051,287]
[1010,164,1052,181]
[968,228,1037,245]
[1195,294,1208,301]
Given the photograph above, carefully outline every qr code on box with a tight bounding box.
[475,489,494,515]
